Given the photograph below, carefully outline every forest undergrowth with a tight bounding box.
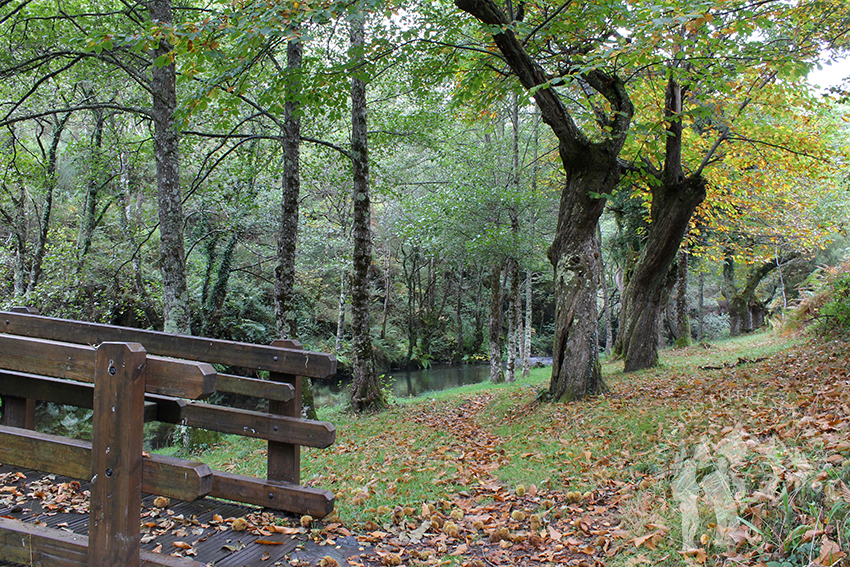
[196,331,850,566]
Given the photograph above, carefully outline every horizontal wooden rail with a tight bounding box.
[0,372,324,446]
[216,372,294,401]
[0,517,203,567]
[0,426,213,502]
[150,396,336,448]
[210,470,334,518]
[0,335,216,399]
[1,310,336,378]
[0,370,158,422]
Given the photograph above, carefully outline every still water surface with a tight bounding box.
[314,359,552,407]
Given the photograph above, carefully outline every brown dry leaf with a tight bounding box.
[817,535,845,566]
[269,525,300,535]
[680,548,708,564]
[633,532,657,548]
[255,539,286,545]
[172,541,192,550]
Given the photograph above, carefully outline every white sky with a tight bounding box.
[808,56,850,90]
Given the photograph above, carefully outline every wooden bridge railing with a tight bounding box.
[0,307,338,567]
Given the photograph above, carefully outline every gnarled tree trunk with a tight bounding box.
[456,0,633,401]
[614,76,706,372]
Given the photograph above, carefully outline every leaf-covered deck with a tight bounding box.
[0,464,363,567]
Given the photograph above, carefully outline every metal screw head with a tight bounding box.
[268,492,274,500]
[109,366,117,375]
[273,426,279,432]
[273,356,279,362]
[105,468,113,477]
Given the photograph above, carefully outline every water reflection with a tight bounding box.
[314,358,551,408]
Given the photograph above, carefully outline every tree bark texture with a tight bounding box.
[456,0,633,400]
[149,0,190,335]
[274,37,303,340]
[348,11,384,412]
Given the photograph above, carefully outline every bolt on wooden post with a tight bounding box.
[88,342,147,567]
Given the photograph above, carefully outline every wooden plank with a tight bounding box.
[210,470,335,518]
[0,370,96,409]
[149,395,335,448]
[89,342,146,567]
[138,453,213,504]
[0,426,91,480]
[216,372,294,401]
[0,371,159,423]
[0,517,204,567]
[0,515,88,567]
[0,395,35,429]
[0,311,336,378]
[0,426,212,502]
[1,307,36,433]
[0,334,216,399]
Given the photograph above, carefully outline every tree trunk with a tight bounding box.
[456,268,464,357]
[488,262,503,383]
[505,258,519,382]
[27,113,70,298]
[348,9,383,412]
[473,267,484,353]
[456,0,633,400]
[549,213,606,401]
[380,250,391,340]
[675,249,691,346]
[202,232,237,338]
[335,268,346,353]
[522,270,532,377]
[77,108,105,267]
[274,37,303,340]
[614,75,705,371]
[721,252,780,337]
[597,225,612,356]
[697,269,704,341]
[149,0,190,335]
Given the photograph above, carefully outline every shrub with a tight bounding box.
[702,312,730,341]
[789,260,850,336]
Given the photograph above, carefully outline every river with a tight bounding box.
[314,358,552,407]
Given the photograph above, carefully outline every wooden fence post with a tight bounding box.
[0,307,39,429]
[88,342,146,567]
[267,339,302,485]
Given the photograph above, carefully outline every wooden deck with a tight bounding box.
[0,465,362,567]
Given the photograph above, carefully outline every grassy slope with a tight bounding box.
[195,331,850,566]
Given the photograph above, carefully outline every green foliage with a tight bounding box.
[702,312,731,341]
[35,404,93,441]
[804,261,850,337]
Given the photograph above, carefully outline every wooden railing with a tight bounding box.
[0,307,338,567]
